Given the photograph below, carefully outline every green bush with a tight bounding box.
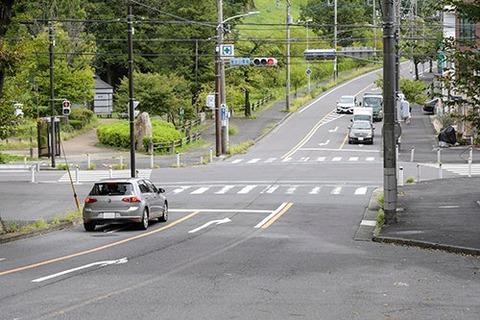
[97,119,183,151]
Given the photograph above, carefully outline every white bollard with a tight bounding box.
[410,146,415,162]
[176,152,180,167]
[396,144,399,161]
[87,154,91,169]
[109,166,113,178]
[470,147,473,163]
[437,148,441,163]
[119,156,123,169]
[200,156,203,164]
[150,154,154,169]
[417,163,420,183]
[398,166,404,186]
[438,162,443,179]
[210,147,213,163]
[30,165,35,183]
[468,158,472,177]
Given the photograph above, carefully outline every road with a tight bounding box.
[0,68,478,319]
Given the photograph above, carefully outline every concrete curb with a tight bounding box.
[0,221,78,244]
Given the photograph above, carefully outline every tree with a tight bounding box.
[114,71,192,126]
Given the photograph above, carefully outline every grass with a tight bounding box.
[227,140,255,154]
[376,193,385,231]
[1,210,81,235]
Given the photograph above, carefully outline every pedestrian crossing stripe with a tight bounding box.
[163,184,374,196]
[58,169,152,182]
[227,156,379,164]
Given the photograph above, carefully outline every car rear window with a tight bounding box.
[89,182,133,196]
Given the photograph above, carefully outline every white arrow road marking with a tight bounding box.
[318,139,330,146]
[329,127,338,133]
[188,217,231,233]
[32,258,128,283]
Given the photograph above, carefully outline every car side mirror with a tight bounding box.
[158,188,165,194]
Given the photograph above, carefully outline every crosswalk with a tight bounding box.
[164,184,377,196]
[228,155,378,165]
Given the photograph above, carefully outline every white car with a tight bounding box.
[336,95,357,114]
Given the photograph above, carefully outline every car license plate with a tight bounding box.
[358,137,364,141]
[103,212,115,219]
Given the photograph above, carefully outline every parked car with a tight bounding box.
[348,120,374,144]
[82,177,168,231]
[336,95,357,114]
[423,97,440,114]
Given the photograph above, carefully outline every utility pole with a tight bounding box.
[127,5,136,177]
[215,0,223,156]
[382,0,397,223]
[333,0,338,81]
[285,0,291,111]
[49,21,56,168]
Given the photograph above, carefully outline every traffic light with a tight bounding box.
[62,100,71,115]
[252,57,278,67]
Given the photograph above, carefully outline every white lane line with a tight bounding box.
[247,158,261,163]
[265,158,277,163]
[286,186,297,194]
[299,157,310,162]
[254,202,289,229]
[172,186,191,194]
[282,157,292,162]
[332,157,342,162]
[32,258,128,283]
[349,157,359,161]
[231,159,243,164]
[366,157,375,161]
[316,157,326,161]
[261,185,279,194]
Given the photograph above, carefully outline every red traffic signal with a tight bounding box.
[252,57,278,67]
[62,100,71,115]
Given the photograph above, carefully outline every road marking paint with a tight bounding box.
[237,185,256,194]
[172,186,191,194]
[318,139,330,146]
[366,157,375,161]
[255,202,294,229]
[329,127,338,133]
[281,157,292,162]
[349,157,359,161]
[354,187,367,195]
[231,159,243,164]
[32,258,128,283]
[247,158,261,163]
[0,211,199,277]
[331,187,342,194]
[286,186,297,194]
[332,157,342,161]
[188,217,231,234]
[309,186,321,194]
[215,185,235,194]
[299,157,310,162]
[191,187,209,194]
[261,185,279,194]
[265,158,277,163]
[438,205,460,209]
[316,157,326,161]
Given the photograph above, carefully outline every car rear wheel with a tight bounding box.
[84,222,96,232]
[140,209,149,230]
[158,203,168,222]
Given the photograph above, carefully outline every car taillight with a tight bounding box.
[122,196,141,203]
[85,197,97,204]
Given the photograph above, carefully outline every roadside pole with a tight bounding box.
[382,0,397,223]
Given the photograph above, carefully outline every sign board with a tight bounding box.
[221,104,227,121]
[220,44,234,59]
[206,93,215,109]
[230,58,251,66]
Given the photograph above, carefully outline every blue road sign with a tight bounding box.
[230,58,251,66]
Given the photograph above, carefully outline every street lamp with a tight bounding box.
[215,2,259,156]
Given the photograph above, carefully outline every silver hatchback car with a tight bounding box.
[82,178,168,231]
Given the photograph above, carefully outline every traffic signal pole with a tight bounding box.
[382,0,398,223]
[127,6,136,177]
[215,0,224,157]
[49,21,56,168]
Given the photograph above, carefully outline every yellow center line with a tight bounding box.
[0,211,199,277]
[339,132,349,149]
[261,202,294,229]
[282,111,336,159]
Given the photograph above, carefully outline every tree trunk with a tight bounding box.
[0,0,15,97]
[244,89,251,117]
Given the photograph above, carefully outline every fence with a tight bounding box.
[251,93,274,111]
[148,132,202,154]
